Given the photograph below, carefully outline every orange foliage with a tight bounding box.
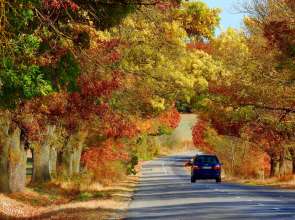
[99,111,138,139]
[81,140,129,171]
[158,107,181,129]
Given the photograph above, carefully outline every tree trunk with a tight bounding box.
[32,125,56,184]
[72,143,83,175]
[32,143,51,183]
[61,147,74,177]
[231,142,236,175]
[60,131,87,178]
[278,149,286,176]
[49,147,57,177]
[0,140,10,192]
[60,146,82,177]
[270,157,278,177]
[289,148,295,175]
[0,126,26,193]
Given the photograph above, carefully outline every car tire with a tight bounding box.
[216,177,221,183]
[191,176,196,183]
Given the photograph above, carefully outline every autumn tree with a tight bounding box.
[190,0,295,177]
[0,0,158,191]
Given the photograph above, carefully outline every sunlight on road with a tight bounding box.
[126,153,295,220]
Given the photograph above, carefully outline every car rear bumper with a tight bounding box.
[192,171,221,179]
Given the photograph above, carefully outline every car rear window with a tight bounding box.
[194,155,219,164]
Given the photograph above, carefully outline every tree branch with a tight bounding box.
[240,103,295,114]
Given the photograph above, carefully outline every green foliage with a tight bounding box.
[176,100,192,113]
[75,191,110,201]
[135,135,160,160]
[0,60,53,108]
[231,106,256,122]
[12,34,41,57]
[94,2,137,29]
[0,33,54,107]
[76,192,93,201]
[56,52,81,92]
[157,125,173,136]
[40,52,81,92]
[127,154,138,175]
[190,95,211,112]
[5,0,39,33]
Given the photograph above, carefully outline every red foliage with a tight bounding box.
[204,84,246,137]
[158,108,181,129]
[264,21,295,58]
[81,140,129,170]
[21,118,42,142]
[262,2,295,58]
[78,74,120,98]
[187,42,213,54]
[208,84,233,96]
[192,120,207,146]
[18,32,130,144]
[46,93,68,117]
[61,72,122,130]
[245,122,284,156]
[99,111,138,139]
[156,0,180,10]
[96,39,122,64]
[43,0,78,11]
[209,84,256,105]
[20,93,68,141]
[211,117,242,137]
[20,73,122,137]
[21,35,126,140]
[192,120,213,153]
[38,45,68,66]
[78,39,123,71]
[285,0,295,9]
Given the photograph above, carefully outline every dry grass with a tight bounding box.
[227,174,295,189]
[0,174,140,219]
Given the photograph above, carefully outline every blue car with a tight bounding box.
[190,154,221,183]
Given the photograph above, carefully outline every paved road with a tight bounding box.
[126,152,295,220]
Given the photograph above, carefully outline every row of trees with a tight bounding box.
[0,0,225,192]
[191,0,295,178]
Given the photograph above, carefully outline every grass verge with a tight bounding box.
[226,174,295,189]
[0,174,140,220]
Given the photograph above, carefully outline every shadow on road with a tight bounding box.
[126,153,295,220]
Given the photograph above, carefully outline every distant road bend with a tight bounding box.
[126,152,295,220]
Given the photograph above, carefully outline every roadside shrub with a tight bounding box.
[81,140,130,185]
[127,155,138,175]
[135,135,160,160]
[90,160,126,185]
[203,128,264,178]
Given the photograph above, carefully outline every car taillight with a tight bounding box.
[213,165,221,170]
[193,165,199,170]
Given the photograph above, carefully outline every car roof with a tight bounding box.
[195,154,217,157]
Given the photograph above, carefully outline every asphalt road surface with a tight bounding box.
[126,152,295,220]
